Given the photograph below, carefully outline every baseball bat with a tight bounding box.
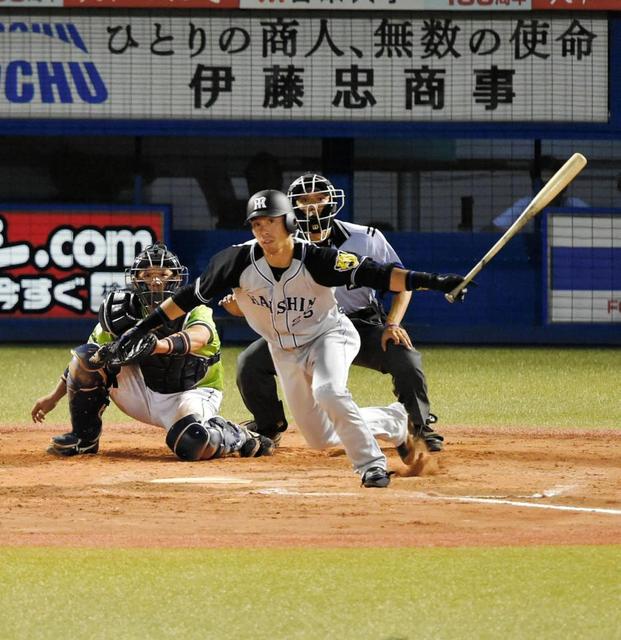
[445,152,587,303]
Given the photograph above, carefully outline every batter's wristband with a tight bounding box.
[405,270,436,291]
[385,322,400,329]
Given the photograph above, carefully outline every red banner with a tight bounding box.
[0,208,165,318]
[63,0,239,6]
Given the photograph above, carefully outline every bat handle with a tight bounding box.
[445,293,455,304]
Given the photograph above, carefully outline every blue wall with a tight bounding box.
[2,229,618,345]
[170,229,619,346]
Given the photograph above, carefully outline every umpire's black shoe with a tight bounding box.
[361,467,393,488]
[409,414,444,452]
[240,420,287,447]
[48,433,99,457]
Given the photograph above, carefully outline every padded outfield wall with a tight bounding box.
[0,3,619,344]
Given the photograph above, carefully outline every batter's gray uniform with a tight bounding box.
[236,219,436,446]
[186,238,410,477]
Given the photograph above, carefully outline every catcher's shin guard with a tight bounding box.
[51,349,111,456]
[166,415,275,461]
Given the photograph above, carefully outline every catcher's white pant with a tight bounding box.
[269,315,408,477]
[109,365,223,431]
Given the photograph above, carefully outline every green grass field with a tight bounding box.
[5,344,619,428]
[0,546,620,640]
[1,345,619,639]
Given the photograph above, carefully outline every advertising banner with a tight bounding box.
[0,12,607,122]
[547,213,621,324]
[0,207,166,318]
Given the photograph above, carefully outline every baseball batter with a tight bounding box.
[113,191,468,488]
[232,173,443,451]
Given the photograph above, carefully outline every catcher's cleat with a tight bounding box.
[239,430,276,458]
[48,433,99,457]
[240,420,287,447]
[361,466,393,488]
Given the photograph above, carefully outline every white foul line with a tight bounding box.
[444,496,621,515]
[253,487,621,515]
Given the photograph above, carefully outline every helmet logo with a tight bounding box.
[253,196,267,210]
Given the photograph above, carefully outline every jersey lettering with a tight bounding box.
[276,296,316,314]
[248,294,272,309]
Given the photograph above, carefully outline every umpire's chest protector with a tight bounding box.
[235,251,342,350]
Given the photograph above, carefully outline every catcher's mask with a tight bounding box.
[287,173,345,242]
[126,242,188,311]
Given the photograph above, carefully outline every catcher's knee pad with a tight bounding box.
[167,415,225,461]
[66,359,110,443]
[167,415,265,461]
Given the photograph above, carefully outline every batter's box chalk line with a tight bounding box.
[146,479,620,515]
[151,476,252,485]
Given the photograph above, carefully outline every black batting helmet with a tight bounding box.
[246,189,298,234]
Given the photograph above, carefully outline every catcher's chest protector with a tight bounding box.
[138,319,209,393]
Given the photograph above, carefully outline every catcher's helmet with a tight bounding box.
[245,189,298,234]
[287,173,345,242]
[126,242,188,311]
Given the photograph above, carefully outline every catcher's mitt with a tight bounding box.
[90,332,157,367]
[114,332,157,365]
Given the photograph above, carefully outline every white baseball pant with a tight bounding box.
[109,365,223,431]
[269,315,408,476]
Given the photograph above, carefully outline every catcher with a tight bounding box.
[31,242,274,461]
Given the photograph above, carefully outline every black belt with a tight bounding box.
[347,303,385,324]
[204,352,221,367]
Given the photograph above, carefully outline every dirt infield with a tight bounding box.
[1,424,619,548]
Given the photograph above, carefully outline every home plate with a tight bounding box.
[151,476,252,485]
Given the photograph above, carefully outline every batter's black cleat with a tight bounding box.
[240,419,287,447]
[361,467,393,488]
[47,433,99,457]
[239,430,276,458]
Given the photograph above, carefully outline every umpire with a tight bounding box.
[231,173,444,451]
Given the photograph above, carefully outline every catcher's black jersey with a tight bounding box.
[189,238,392,350]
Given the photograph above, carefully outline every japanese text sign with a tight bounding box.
[0,12,607,122]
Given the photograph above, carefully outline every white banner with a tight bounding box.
[0,12,607,121]
[548,214,621,324]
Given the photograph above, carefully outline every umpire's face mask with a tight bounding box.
[295,193,333,242]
